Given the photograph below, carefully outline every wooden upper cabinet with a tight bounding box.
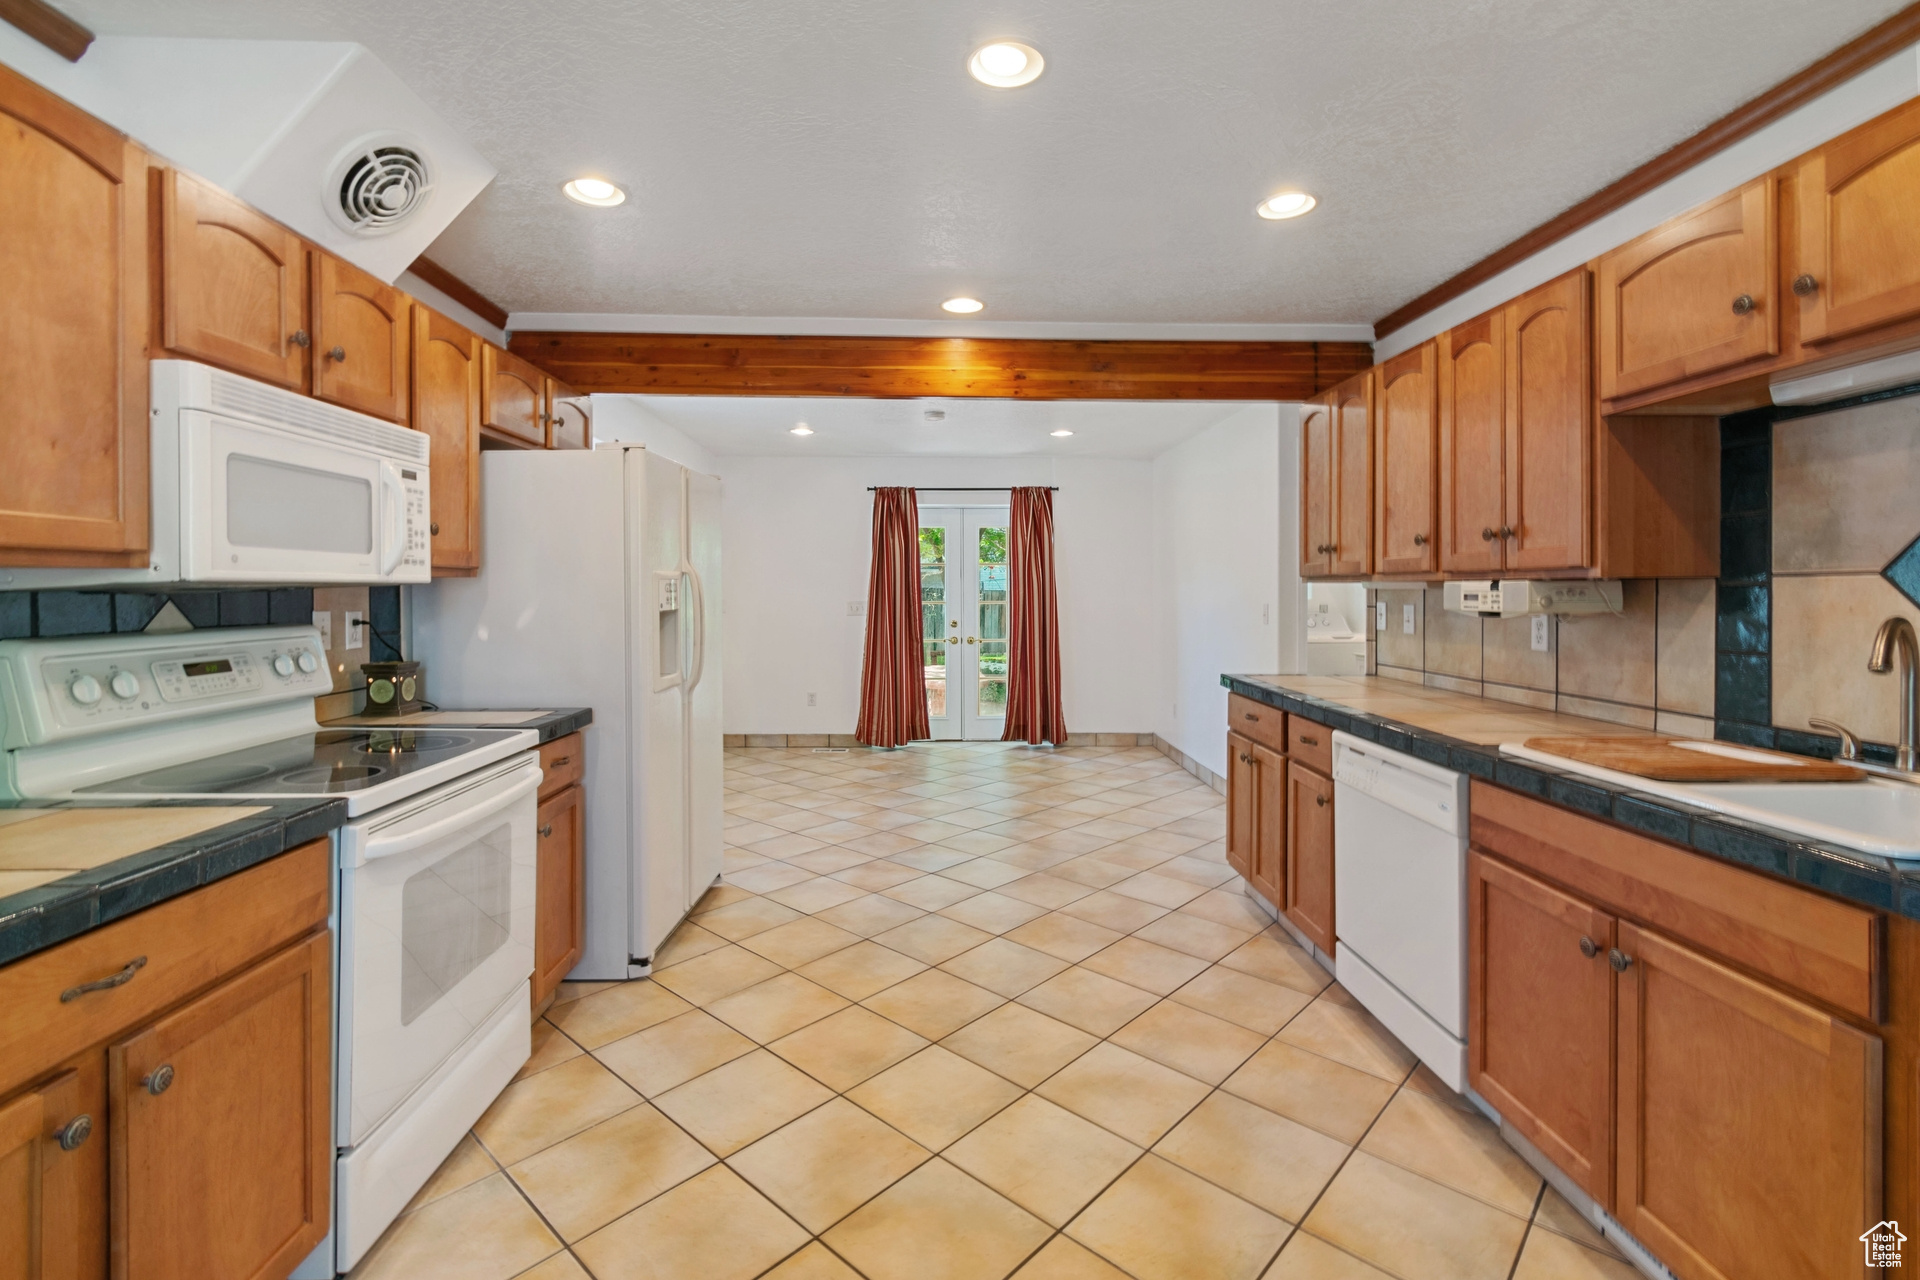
[0,1066,101,1280]
[1795,96,1920,347]
[312,253,410,423]
[411,307,483,574]
[1373,342,1437,575]
[1505,269,1591,571]
[0,66,150,563]
[159,169,307,389]
[482,344,548,447]
[1437,310,1506,574]
[1284,760,1334,955]
[109,932,331,1280]
[1299,395,1334,578]
[1329,371,1372,577]
[1597,177,1776,402]
[545,377,590,450]
[1468,852,1614,1205]
[1613,923,1880,1280]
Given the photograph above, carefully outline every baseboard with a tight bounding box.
[1149,734,1229,796]
[723,732,1158,749]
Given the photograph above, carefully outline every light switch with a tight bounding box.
[848,601,866,616]
[312,610,333,650]
[1376,602,1387,631]
[344,610,364,651]
[1531,614,1550,652]
[1402,604,1415,635]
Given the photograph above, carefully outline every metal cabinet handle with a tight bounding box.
[1499,526,1516,540]
[539,824,554,838]
[1792,274,1819,298]
[1314,794,1328,807]
[551,756,570,767]
[143,1064,175,1096]
[1481,528,1497,542]
[60,956,146,1003]
[1731,293,1755,316]
[327,346,347,362]
[1412,533,1428,546]
[1578,935,1598,959]
[289,329,311,349]
[430,522,441,536]
[1244,713,1257,721]
[56,1114,92,1151]
[1298,734,1319,746]
[1608,948,1633,973]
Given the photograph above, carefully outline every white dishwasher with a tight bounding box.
[1332,731,1470,1090]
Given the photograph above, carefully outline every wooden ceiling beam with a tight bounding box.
[507,332,1372,400]
[405,256,510,330]
[1373,1,1920,340]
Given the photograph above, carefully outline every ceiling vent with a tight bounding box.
[326,133,435,237]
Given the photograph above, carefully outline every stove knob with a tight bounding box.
[69,675,102,706]
[296,651,319,674]
[109,671,140,700]
[273,654,295,677]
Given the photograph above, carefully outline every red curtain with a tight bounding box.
[1002,487,1067,746]
[856,487,930,748]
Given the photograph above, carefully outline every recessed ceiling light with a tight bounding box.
[969,41,1044,88]
[563,177,626,207]
[1050,429,1074,437]
[942,297,985,314]
[790,423,813,436]
[1257,191,1316,220]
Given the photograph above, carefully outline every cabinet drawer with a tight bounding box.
[0,839,331,1097]
[1227,695,1286,755]
[1470,781,1878,1020]
[539,733,585,799]
[1287,717,1333,775]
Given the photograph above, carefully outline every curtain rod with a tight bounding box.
[867,486,1058,491]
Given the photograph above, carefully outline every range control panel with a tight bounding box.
[0,626,332,748]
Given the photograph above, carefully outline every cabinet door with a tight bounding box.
[0,69,150,561]
[482,345,547,447]
[1467,853,1614,1205]
[109,932,330,1280]
[1437,311,1505,574]
[1614,923,1880,1280]
[533,785,586,1008]
[1373,343,1437,575]
[1796,96,1920,345]
[1225,733,1257,884]
[1504,269,1591,572]
[159,169,307,389]
[412,307,482,574]
[545,377,590,450]
[1283,762,1334,954]
[1248,741,1286,910]
[0,1066,103,1280]
[1596,177,1776,401]
[1299,396,1333,577]
[1329,372,1372,577]
[312,253,409,423]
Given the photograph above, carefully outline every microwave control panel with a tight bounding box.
[398,466,430,575]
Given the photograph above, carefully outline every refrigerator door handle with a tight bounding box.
[684,564,706,694]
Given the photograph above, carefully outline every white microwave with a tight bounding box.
[3,361,430,589]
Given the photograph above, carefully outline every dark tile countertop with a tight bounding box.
[322,707,592,744]
[0,798,348,968]
[1224,673,1914,922]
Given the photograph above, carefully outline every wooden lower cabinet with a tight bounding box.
[1283,761,1334,955]
[1225,732,1284,909]
[533,784,586,1008]
[0,1064,103,1280]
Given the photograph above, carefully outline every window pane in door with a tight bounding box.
[977,526,1008,715]
[919,527,947,717]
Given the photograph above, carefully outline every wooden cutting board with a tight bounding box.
[1522,736,1866,783]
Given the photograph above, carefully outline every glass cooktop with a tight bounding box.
[78,728,529,797]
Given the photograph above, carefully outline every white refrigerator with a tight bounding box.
[413,445,723,978]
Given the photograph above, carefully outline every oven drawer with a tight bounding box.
[538,733,584,800]
[0,839,330,1097]
[1228,694,1287,755]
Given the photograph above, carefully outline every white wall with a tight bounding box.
[591,397,720,475]
[719,454,1155,736]
[1151,403,1303,777]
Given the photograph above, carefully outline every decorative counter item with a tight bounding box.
[360,661,424,716]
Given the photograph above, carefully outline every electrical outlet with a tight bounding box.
[1402,603,1415,635]
[344,610,364,651]
[1531,613,1550,652]
[1376,601,1387,631]
[807,693,817,707]
[312,610,333,650]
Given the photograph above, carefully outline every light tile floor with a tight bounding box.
[351,743,1640,1280]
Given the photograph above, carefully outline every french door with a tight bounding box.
[919,507,1010,741]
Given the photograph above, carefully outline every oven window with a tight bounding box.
[399,824,513,1025]
[227,453,372,553]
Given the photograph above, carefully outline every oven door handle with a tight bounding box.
[379,461,406,576]
[362,768,541,862]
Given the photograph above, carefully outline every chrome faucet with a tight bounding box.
[1870,616,1920,771]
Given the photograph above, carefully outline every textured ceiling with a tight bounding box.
[58,0,1912,326]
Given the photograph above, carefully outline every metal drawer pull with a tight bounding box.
[143,1064,174,1096]
[1244,713,1257,721]
[1792,274,1819,298]
[539,824,554,838]
[1298,734,1319,746]
[57,1114,92,1151]
[60,955,147,1003]
[1731,294,1755,316]
[1578,936,1598,958]
[550,756,571,767]
[1608,948,1633,973]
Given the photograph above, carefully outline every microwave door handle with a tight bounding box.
[379,462,405,575]
[361,769,541,862]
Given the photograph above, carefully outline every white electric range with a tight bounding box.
[0,626,541,1277]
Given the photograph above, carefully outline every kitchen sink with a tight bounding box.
[1500,742,1920,860]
